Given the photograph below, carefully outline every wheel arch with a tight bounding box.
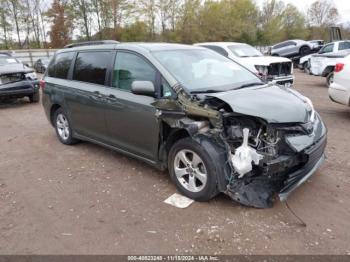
[50,104,62,126]
[322,66,335,77]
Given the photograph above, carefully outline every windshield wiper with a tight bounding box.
[233,82,265,90]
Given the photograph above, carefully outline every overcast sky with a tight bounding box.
[255,0,350,24]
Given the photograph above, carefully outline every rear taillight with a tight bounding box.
[335,63,344,73]
[39,79,45,89]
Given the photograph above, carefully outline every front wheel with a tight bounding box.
[326,72,334,88]
[300,46,311,56]
[168,138,218,201]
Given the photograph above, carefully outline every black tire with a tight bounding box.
[326,72,334,88]
[168,137,218,202]
[303,61,310,74]
[53,108,79,145]
[300,46,311,56]
[29,91,40,103]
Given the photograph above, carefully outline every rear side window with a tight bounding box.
[48,52,74,79]
[202,45,228,57]
[339,41,350,51]
[73,51,110,85]
[112,52,157,91]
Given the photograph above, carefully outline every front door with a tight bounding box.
[104,51,160,161]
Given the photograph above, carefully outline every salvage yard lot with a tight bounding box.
[0,71,349,254]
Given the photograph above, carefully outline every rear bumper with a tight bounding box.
[329,83,350,106]
[0,80,39,98]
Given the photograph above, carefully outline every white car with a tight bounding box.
[300,40,350,74]
[195,42,294,86]
[329,54,350,107]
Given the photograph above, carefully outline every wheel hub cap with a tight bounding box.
[174,149,207,193]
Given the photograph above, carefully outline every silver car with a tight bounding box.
[271,39,315,58]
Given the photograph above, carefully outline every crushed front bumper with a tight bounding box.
[279,134,327,201]
[0,80,39,99]
[269,75,294,86]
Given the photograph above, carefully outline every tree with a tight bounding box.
[307,0,339,27]
[72,0,92,40]
[46,0,74,48]
[7,0,24,48]
[0,0,11,49]
[281,4,308,40]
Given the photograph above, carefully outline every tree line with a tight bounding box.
[0,0,347,49]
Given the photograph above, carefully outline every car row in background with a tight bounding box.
[0,52,40,103]
[195,42,294,87]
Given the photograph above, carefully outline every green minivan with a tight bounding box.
[42,41,327,208]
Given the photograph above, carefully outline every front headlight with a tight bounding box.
[254,65,268,77]
[25,72,37,80]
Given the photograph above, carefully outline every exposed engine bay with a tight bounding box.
[154,84,327,208]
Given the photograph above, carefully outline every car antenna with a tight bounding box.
[284,200,307,227]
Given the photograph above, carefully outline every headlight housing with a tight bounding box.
[25,72,37,80]
[254,65,268,77]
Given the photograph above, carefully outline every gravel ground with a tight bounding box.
[0,71,349,255]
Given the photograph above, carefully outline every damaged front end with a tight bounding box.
[154,84,327,208]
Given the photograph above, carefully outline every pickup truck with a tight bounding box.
[299,41,350,84]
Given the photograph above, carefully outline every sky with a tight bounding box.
[255,0,350,24]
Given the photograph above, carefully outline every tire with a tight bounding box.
[54,108,79,145]
[303,62,310,74]
[29,91,40,103]
[326,72,334,88]
[168,137,218,202]
[300,46,311,56]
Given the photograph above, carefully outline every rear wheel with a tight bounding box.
[303,61,310,74]
[168,138,218,201]
[326,72,334,88]
[29,91,40,103]
[54,108,79,145]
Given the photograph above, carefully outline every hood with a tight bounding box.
[208,85,313,123]
[0,63,34,75]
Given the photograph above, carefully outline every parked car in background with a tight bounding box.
[0,53,40,102]
[42,41,326,208]
[329,54,350,106]
[34,58,50,73]
[310,48,350,87]
[271,39,319,58]
[300,40,350,74]
[195,42,294,86]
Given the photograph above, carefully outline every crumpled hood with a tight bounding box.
[0,63,33,75]
[209,85,314,123]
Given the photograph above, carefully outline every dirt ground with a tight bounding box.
[0,71,349,255]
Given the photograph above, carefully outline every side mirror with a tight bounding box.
[131,81,155,97]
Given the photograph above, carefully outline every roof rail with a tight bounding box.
[64,40,120,48]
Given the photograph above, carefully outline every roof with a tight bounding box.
[58,42,202,54]
[195,42,248,47]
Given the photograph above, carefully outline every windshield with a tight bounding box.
[153,49,262,93]
[228,44,262,57]
[0,56,19,66]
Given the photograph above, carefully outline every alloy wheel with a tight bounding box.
[56,113,70,141]
[174,149,208,193]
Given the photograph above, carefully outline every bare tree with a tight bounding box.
[7,0,24,47]
[307,0,339,26]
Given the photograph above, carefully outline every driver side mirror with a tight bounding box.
[131,81,156,97]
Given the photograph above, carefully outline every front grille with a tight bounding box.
[0,73,25,85]
[304,135,327,167]
[268,62,292,76]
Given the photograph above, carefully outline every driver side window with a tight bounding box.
[112,52,157,91]
[322,44,334,53]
